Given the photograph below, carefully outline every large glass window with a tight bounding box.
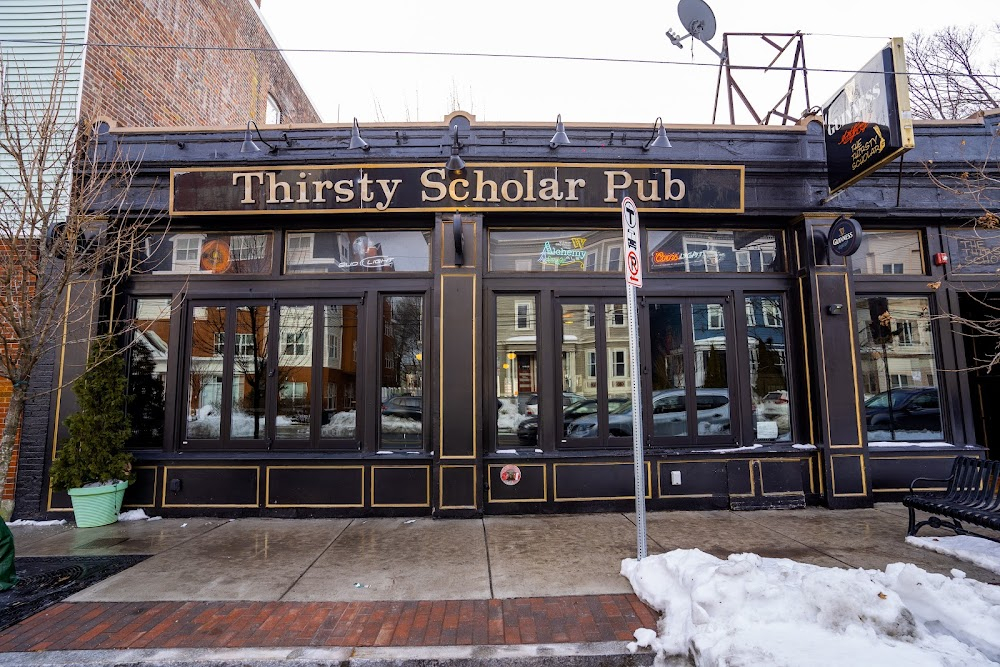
[856,296,943,441]
[746,295,791,441]
[489,230,624,272]
[320,305,359,441]
[647,230,783,273]
[851,231,925,275]
[285,231,431,273]
[495,295,537,448]
[945,227,1000,275]
[276,306,313,441]
[141,232,273,275]
[127,298,171,448]
[231,306,269,441]
[380,296,423,449]
[186,306,227,440]
[644,300,734,443]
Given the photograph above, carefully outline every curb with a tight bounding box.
[0,643,664,666]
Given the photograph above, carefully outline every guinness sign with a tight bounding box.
[829,216,863,257]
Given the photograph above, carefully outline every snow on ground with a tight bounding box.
[622,549,1000,666]
[907,535,1000,576]
[118,509,162,521]
[7,519,66,526]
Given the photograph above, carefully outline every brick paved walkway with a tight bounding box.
[0,595,656,652]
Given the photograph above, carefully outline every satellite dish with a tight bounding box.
[678,0,716,42]
[666,0,726,61]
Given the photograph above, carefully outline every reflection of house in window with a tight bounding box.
[703,250,720,272]
[736,251,751,272]
[610,349,627,377]
[286,233,314,264]
[760,250,776,271]
[172,234,203,272]
[608,246,622,271]
[584,305,597,328]
[587,351,597,377]
[213,332,225,356]
[890,373,910,388]
[745,301,757,326]
[882,263,904,274]
[585,252,597,272]
[609,304,626,327]
[707,304,724,329]
[515,301,534,330]
[763,300,783,327]
[235,332,255,357]
[284,331,307,356]
[897,320,914,345]
[231,235,267,261]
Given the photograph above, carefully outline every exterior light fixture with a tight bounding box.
[241,120,277,154]
[349,117,370,151]
[445,126,466,173]
[549,114,570,148]
[642,117,672,151]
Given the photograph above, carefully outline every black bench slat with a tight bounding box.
[902,456,1000,543]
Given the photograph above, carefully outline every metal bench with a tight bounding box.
[903,456,1000,542]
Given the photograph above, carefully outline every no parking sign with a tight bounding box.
[621,197,642,288]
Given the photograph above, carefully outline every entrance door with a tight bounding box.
[645,297,738,447]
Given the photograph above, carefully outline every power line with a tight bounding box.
[1,36,999,80]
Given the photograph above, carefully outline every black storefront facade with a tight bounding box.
[22,109,1000,519]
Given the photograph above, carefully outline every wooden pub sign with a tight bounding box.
[170,163,744,215]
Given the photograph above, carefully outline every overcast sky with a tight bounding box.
[259,0,999,126]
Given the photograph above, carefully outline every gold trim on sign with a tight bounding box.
[439,464,478,509]
[486,463,547,503]
[438,274,478,460]
[370,465,431,508]
[829,454,868,497]
[264,466,364,508]
[552,461,652,502]
[160,466,261,508]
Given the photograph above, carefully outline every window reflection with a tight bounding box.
[851,231,924,275]
[496,296,537,448]
[856,296,942,441]
[320,305,359,440]
[649,304,686,437]
[128,298,170,448]
[285,231,431,273]
[380,296,423,448]
[692,304,730,436]
[140,232,272,275]
[186,306,226,439]
[276,306,313,440]
[648,230,782,273]
[746,296,790,441]
[231,306,269,440]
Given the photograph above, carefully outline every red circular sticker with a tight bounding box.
[499,464,521,486]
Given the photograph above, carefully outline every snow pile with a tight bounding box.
[906,535,1000,576]
[622,549,1000,666]
[118,509,162,521]
[7,519,66,527]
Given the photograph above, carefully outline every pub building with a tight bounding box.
[26,101,1000,518]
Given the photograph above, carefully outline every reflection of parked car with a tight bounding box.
[757,390,789,429]
[382,395,422,421]
[865,388,940,433]
[517,397,629,444]
[524,392,584,416]
[565,389,730,438]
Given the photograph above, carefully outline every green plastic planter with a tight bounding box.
[67,480,129,528]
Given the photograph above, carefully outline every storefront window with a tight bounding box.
[496,296,538,447]
[320,305,358,440]
[944,227,1000,274]
[231,306,269,440]
[856,296,943,441]
[380,296,423,448]
[186,306,226,440]
[851,231,924,275]
[127,298,171,448]
[647,230,782,273]
[746,295,791,441]
[141,232,273,275]
[276,306,312,440]
[489,230,623,272]
[285,230,431,273]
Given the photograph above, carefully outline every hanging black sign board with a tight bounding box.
[822,38,915,195]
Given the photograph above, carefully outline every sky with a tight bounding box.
[258,0,999,126]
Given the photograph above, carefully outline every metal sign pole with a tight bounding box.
[621,197,647,560]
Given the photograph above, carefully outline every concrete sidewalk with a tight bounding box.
[2,504,996,665]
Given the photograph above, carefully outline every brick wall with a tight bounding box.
[81,0,320,127]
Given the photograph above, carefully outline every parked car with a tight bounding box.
[864,388,940,434]
[565,389,730,438]
[381,395,422,421]
[524,392,584,416]
[517,397,629,444]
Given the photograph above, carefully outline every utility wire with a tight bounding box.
[2,36,999,80]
